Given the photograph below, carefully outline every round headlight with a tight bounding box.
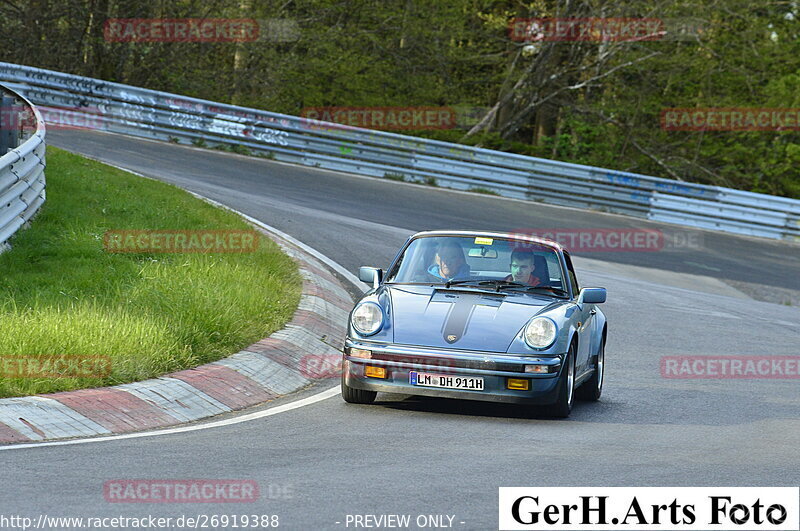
[524,317,557,349]
[351,302,383,336]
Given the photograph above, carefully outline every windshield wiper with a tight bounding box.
[444,279,500,290]
[444,279,527,291]
[509,285,569,297]
[444,279,568,296]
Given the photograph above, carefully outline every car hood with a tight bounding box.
[387,285,556,352]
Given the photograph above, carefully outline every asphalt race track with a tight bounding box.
[1,129,798,530]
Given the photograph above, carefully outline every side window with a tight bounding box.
[564,252,580,296]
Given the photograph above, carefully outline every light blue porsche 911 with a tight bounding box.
[341,230,607,417]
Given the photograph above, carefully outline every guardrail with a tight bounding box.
[1,62,797,242]
[0,83,46,251]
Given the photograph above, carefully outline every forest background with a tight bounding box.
[2,0,798,198]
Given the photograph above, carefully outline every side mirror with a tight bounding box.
[578,287,606,305]
[358,266,383,289]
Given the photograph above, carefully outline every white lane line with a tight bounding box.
[0,387,341,451]
[0,159,365,450]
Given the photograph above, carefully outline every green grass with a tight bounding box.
[0,147,302,398]
[383,172,407,182]
[382,172,438,187]
[467,187,500,196]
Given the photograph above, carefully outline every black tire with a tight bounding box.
[577,337,605,401]
[341,374,377,404]
[550,342,576,418]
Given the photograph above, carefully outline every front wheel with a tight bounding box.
[341,374,377,404]
[577,338,604,401]
[550,342,576,418]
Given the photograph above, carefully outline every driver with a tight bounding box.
[427,241,470,281]
[505,250,541,286]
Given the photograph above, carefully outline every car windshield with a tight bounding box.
[385,235,566,293]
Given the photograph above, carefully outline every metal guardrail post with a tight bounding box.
[0,84,46,251]
[0,95,19,154]
[0,62,797,242]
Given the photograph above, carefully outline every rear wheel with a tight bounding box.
[577,338,604,401]
[550,342,576,418]
[341,374,377,404]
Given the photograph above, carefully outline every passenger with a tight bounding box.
[505,250,541,286]
[428,241,470,281]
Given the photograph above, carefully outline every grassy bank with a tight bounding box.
[0,147,302,398]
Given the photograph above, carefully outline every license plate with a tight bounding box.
[409,371,484,390]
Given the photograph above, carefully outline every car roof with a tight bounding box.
[409,230,564,253]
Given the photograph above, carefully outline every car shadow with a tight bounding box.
[372,386,799,426]
[375,394,580,421]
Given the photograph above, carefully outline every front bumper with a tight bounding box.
[343,339,564,405]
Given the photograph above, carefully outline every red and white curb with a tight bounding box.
[0,229,356,444]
